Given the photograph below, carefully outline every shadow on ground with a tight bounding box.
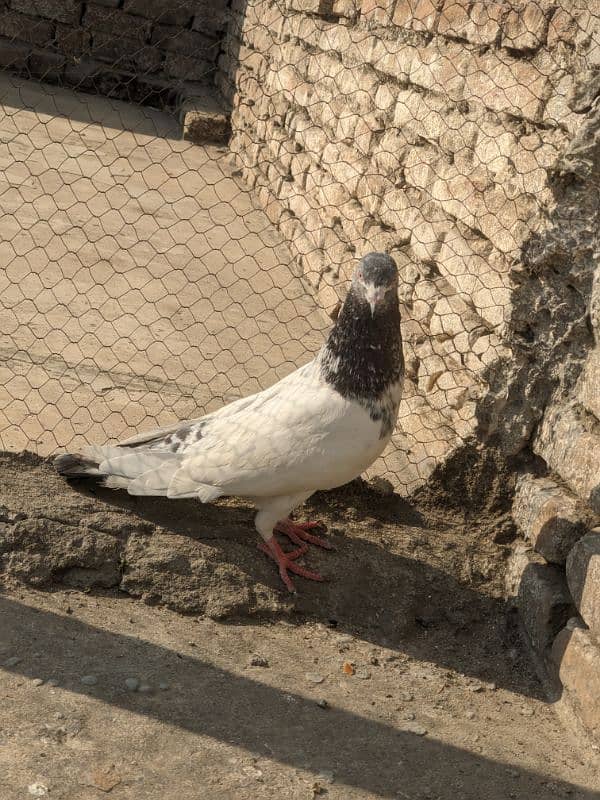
[1,452,541,703]
[0,594,592,800]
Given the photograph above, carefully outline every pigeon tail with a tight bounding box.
[53,452,103,478]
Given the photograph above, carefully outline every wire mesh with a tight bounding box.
[0,0,597,493]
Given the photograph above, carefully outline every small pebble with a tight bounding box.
[158,681,169,691]
[465,710,476,720]
[306,673,325,684]
[316,770,335,784]
[28,784,48,798]
[4,656,21,667]
[138,683,152,693]
[355,668,371,680]
[468,684,484,693]
[47,679,59,687]
[400,691,414,702]
[403,712,416,721]
[249,656,269,668]
[399,722,428,736]
[520,707,535,717]
[31,678,44,687]
[80,675,97,686]
[317,699,329,709]
[125,678,140,692]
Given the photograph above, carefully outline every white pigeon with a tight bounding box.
[55,252,405,591]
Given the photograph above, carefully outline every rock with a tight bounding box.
[31,678,45,686]
[27,784,48,797]
[80,674,98,686]
[84,765,122,793]
[125,677,140,692]
[317,699,329,709]
[368,476,394,496]
[249,656,269,668]
[158,681,170,690]
[399,722,427,736]
[138,683,152,693]
[517,562,576,654]
[566,533,600,637]
[552,626,600,741]
[305,672,325,684]
[465,710,476,720]
[4,656,21,667]
[512,474,589,564]
[354,667,371,680]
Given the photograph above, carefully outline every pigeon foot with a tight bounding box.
[258,536,325,592]
[275,519,334,550]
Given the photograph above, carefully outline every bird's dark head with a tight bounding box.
[351,252,399,317]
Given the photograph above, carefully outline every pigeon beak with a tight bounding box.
[365,285,385,317]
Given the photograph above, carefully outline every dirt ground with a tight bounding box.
[1,451,599,800]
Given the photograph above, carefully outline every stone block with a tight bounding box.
[502,3,548,51]
[437,0,470,38]
[123,0,195,26]
[29,48,65,82]
[85,6,151,42]
[464,51,549,122]
[566,534,600,637]
[535,404,600,513]
[393,0,440,33]
[518,561,576,653]
[151,25,215,57]
[180,94,231,144]
[90,33,163,74]
[361,0,395,25]
[577,348,600,420]
[11,0,79,25]
[552,626,600,741]
[0,10,53,45]
[55,25,92,58]
[192,2,229,35]
[513,474,589,564]
[289,0,335,13]
[409,41,467,102]
[0,39,29,69]
[164,52,213,81]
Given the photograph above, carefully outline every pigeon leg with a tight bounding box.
[275,518,334,550]
[258,536,325,592]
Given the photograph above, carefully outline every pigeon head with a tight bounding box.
[351,252,399,317]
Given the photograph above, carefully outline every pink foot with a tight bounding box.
[258,536,325,592]
[275,518,334,550]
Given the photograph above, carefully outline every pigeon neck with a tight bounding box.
[320,289,404,401]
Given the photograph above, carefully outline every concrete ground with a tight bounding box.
[0,73,328,455]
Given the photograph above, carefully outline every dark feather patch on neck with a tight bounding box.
[320,288,404,403]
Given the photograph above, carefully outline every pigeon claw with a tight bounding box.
[259,536,325,593]
[275,519,335,551]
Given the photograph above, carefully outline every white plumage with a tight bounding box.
[56,252,405,590]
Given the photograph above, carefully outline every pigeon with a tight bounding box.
[55,252,404,591]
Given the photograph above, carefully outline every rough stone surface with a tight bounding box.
[552,626,600,742]
[566,533,600,637]
[0,0,229,104]
[512,474,591,564]
[223,0,599,496]
[517,562,576,654]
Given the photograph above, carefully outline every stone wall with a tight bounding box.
[221,0,599,496]
[0,0,229,107]
[221,0,600,742]
[509,102,600,745]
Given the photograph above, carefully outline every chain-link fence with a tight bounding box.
[0,0,597,493]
